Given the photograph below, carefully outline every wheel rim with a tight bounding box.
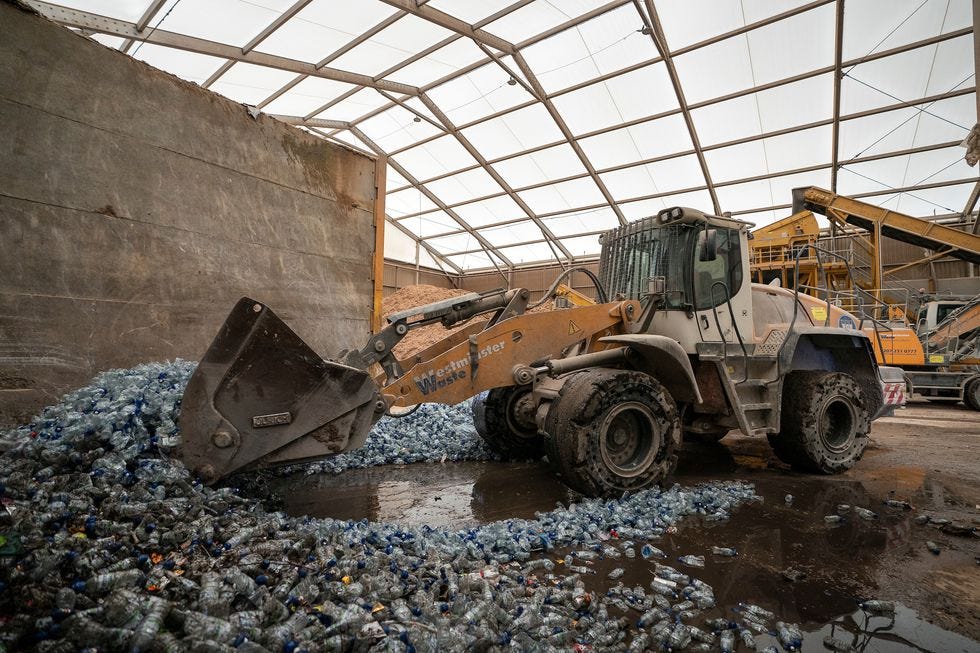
[818,395,856,452]
[598,401,661,477]
[505,389,538,439]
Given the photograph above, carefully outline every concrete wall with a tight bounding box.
[0,3,379,427]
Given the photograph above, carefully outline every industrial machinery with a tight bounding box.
[178,206,905,496]
[749,188,980,410]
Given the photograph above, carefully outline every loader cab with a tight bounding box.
[598,207,753,352]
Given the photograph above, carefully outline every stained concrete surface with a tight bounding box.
[273,401,980,649]
[0,2,377,428]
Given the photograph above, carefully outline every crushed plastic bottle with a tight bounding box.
[0,360,780,652]
[710,546,737,556]
[678,555,705,568]
[854,507,878,520]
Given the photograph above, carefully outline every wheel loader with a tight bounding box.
[177,206,906,496]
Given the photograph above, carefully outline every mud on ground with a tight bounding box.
[274,401,980,648]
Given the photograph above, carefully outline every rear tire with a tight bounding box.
[768,371,870,474]
[964,378,980,411]
[543,369,679,497]
[472,387,543,459]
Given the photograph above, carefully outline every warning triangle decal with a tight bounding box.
[568,320,581,335]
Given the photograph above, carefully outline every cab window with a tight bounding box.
[693,227,743,310]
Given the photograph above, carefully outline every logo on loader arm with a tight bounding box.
[412,340,507,396]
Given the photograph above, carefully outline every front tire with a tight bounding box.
[472,386,543,459]
[543,369,679,497]
[963,378,980,411]
[768,371,870,473]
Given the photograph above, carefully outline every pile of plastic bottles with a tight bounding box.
[0,361,798,651]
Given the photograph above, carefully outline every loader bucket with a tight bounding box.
[176,298,384,483]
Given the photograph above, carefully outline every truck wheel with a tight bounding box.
[964,378,980,411]
[768,371,870,473]
[543,369,679,497]
[472,387,543,459]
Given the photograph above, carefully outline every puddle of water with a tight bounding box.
[270,442,980,650]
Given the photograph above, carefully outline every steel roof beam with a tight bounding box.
[383,0,631,230]
[416,140,968,239]
[830,0,845,192]
[384,26,971,159]
[378,0,515,54]
[348,126,517,274]
[26,1,420,95]
[406,138,962,223]
[447,177,980,257]
[636,0,720,214]
[416,93,573,266]
[119,0,168,52]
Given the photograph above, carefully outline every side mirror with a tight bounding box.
[698,228,718,262]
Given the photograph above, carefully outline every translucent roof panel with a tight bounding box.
[396,211,462,238]
[543,208,621,237]
[386,188,438,218]
[156,0,300,48]
[600,155,707,201]
[561,235,603,258]
[495,242,557,266]
[521,4,657,93]
[837,94,975,162]
[43,0,976,269]
[209,63,299,106]
[692,73,835,146]
[426,0,521,25]
[426,62,535,126]
[491,144,589,188]
[483,1,600,44]
[262,77,357,117]
[453,195,527,227]
[356,106,444,153]
[130,44,226,86]
[254,0,399,65]
[841,0,972,61]
[551,63,680,135]
[447,251,497,270]
[57,0,161,23]
[480,221,547,248]
[460,104,565,160]
[578,114,695,170]
[311,87,389,122]
[518,177,606,214]
[384,38,486,87]
[619,189,716,221]
[393,134,480,180]
[840,33,974,115]
[424,168,506,206]
[704,125,833,183]
[329,15,454,77]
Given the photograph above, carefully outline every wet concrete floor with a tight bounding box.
[272,402,980,650]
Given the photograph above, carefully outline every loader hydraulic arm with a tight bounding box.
[177,291,639,483]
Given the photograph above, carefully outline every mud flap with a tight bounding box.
[177,298,383,483]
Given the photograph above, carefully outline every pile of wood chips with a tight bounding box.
[382,285,553,359]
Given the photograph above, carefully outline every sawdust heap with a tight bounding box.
[383,285,475,358]
[382,285,554,359]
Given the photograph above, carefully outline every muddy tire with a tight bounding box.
[768,371,870,473]
[472,386,543,459]
[542,368,679,497]
[964,378,980,411]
